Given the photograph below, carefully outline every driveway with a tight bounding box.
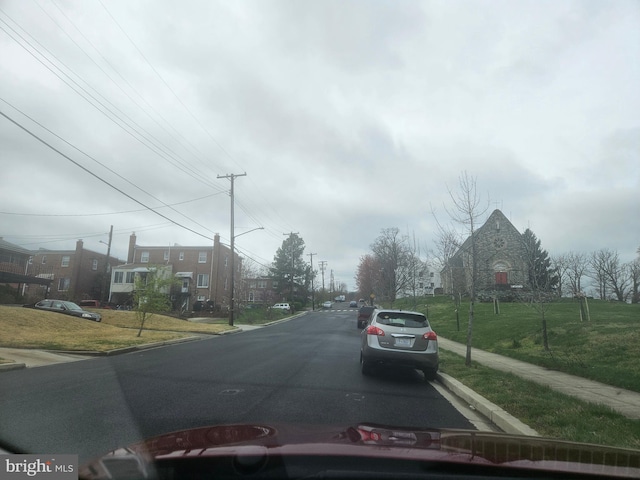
[0,348,91,369]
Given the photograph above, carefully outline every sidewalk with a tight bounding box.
[438,337,640,420]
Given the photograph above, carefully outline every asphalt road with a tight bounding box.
[0,308,474,463]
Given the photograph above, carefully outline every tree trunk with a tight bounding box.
[541,306,549,351]
[465,300,474,366]
[137,312,147,337]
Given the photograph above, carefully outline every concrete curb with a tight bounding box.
[437,372,539,437]
[0,362,26,372]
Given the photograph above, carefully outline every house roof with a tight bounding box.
[0,238,33,256]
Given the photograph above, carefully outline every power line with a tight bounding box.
[0,191,225,217]
[43,0,225,177]
[0,12,222,191]
[97,0,244,173]
[0,108,214,241]
[0,97,217,236]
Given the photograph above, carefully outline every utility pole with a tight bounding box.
[101,225,113,304]
[307,252,317,310]
[330,269,334,297]
[218,173,246,326]
[319,260,327,302]
[283,232,299,308]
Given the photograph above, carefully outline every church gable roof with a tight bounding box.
[449,209,521,261]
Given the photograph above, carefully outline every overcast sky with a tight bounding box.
[1,0,638,291]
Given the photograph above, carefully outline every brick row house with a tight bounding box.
[26,240,124,302]
[0,237,53,301]
[243,277,282,306]
[0,237,123,303]
[109,233,241,313]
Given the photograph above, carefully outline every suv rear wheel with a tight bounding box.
[360,353,372,376]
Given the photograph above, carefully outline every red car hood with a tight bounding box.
[80,423,640,479]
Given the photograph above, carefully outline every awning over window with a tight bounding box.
[0,271,53,285]
[175,272,193,279]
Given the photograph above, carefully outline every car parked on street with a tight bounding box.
[356,305,375,329]
[360,309,438,381]
[322,301,332,309]
[24,299,102,322]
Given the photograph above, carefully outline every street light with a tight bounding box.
[229,226,264,326]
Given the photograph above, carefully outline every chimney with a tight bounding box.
[128,233,137,264]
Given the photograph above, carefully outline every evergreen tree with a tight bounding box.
[522,228,558,292]
[270,233,309,305]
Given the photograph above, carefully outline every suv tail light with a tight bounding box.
[366,326,385,336]
[422,331,437,341]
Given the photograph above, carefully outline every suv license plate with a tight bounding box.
[395,338,411,347]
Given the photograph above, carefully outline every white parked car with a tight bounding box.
[322,301,332,309]
[270,303,291,312]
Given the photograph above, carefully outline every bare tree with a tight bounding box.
[551,254,570,297]
[429,207,461,296]
[630,251,640,304]
[601,250,631,302]
[445,171,488,366]
[520,229,557,351]
[370,228,413,307]
[589,249,610,299]
[565,252,588,296]
[355,254,381,303]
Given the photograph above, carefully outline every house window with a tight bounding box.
[164,250,169,261]
[224,255,228,267]
[125,272,135,284]
[197,274,209,288]
[58,278,70,291]
[257,280,267,288]
[272,281,278,288]
[430,272,434,277]
[141,251,149,263]
[61,256,70,267]
[114,272,124,284]
[179,251,184,261]
[419,282,424,289]
[41,256,47,264]
[224,277,228,290]
[198,251,207,263]
[92,259,98,271]
[197,295,206,302]
[248,292,254,302]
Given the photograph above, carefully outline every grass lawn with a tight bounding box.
[0,306,234,352]
[391,296,640,392]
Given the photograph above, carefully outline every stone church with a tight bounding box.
[441,209,529,295]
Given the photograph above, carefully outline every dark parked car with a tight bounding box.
[24,299,102,322]
[360,309,438,381]
[356,305,375,329]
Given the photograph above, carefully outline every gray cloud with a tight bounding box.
[1,0,639,289]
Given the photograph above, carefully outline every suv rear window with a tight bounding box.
[376,312,428,328]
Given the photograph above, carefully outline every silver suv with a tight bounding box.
[360,309,438,381]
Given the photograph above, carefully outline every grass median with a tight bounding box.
[439,350,640,450]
